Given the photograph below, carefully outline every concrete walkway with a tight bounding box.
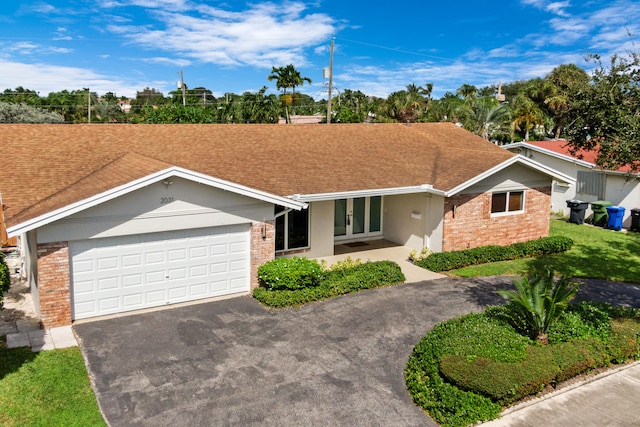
[5,325,78,351]
[316,242,445,283]
[0,274,78,352]
[483,361,640,426]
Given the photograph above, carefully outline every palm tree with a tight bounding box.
[267,64,312,123]
[512,93,545,141]
[456,84,478,102]
[420,83,434,112]
[497,269,579,345]
[471,98,511,141]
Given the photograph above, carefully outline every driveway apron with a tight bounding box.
[74,276,640,426]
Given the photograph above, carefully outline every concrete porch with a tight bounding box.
[315,240,444,283]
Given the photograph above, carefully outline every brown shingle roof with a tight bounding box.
[0,122,515,229]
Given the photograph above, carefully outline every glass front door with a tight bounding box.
[334,196,382,240]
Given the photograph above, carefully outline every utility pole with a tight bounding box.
[87,88,91,124]
[326,38,335,124]
[179,70,186,106]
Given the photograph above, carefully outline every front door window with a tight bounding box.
[334,196,382,240]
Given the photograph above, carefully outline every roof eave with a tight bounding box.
[502,142,595,169]
[290,184,447,203]
[7,167,306,237]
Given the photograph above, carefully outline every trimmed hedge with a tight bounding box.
[415,236,574,272]
[405,304,640,427]
[0,252,10,310]
[253,260,405,308]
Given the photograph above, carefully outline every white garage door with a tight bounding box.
[70,224,250,320]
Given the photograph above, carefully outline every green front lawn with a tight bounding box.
[452,219,640,282]
[0,346,105,427]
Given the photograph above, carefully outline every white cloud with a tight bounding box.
[106,1,338,68]
[0,59,149,97]
[141,57,192,67]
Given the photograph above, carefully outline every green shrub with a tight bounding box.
[0,252,10,310]
[406,305,640,426]
[254,261,405,308]
[257,257,324,291]
[439,340,611,405]
[405,314,509,426]
[416,236,574,272]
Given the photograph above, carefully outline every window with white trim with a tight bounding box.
[275,206,309,251]
[491,190,524,214]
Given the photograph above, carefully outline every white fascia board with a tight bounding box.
[444,155,575,197]
[503,142,595,169]
[7,166,306,236]
[290,185,447,203]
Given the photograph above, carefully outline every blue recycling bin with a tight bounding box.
[606,206,626,231]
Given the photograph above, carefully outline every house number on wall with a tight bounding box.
[160,197,175,204]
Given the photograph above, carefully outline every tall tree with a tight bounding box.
[511,93,545,141]
[565,51,640,171]
[544,64,590,139]
[267,64,312,123]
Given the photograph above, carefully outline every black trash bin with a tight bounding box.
[631,208,640,232]
[566,199,589,224]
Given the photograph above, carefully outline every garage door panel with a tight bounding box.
[145,251,165,264]
[98,277,119,291]
[123,294,143,307]
[122,254,143,268]
[122,273,143,287]
[99,297,120,311]
[71,224,251,320]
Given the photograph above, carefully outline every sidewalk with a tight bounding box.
[482,360,640,426]
[6,326,78,351]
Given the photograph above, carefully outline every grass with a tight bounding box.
[451,219,640,282]
[0,346,105,427]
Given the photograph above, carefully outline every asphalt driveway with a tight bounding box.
[74,276,640,427]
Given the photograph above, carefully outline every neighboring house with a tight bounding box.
[277,114,324,124]
[503,140,640,225]
[1,123,568,327]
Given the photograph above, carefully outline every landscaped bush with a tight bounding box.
[415,236,574,272]
[0,253,10,310]
[253,260,405,308]
[257,257,324,291]
[405,303,640,427]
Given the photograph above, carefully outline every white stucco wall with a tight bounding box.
[604,175,640,227]
[37,177,273,244]
[303,200,335,258]
[383,193,444,252]
[505,146,589,215]
[22,230,39,316]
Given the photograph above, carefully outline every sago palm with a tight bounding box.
[497,269,579,345]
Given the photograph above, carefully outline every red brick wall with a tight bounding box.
[37,241,71,328]
[250,221,275,289]
[442,187,551,252]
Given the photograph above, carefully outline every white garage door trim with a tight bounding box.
[70,224,250,320]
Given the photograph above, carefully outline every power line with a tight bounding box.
[337,37,457,63]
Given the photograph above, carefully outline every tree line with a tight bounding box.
[1,51,638,171]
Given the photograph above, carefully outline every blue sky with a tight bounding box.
[1,0,639,100]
